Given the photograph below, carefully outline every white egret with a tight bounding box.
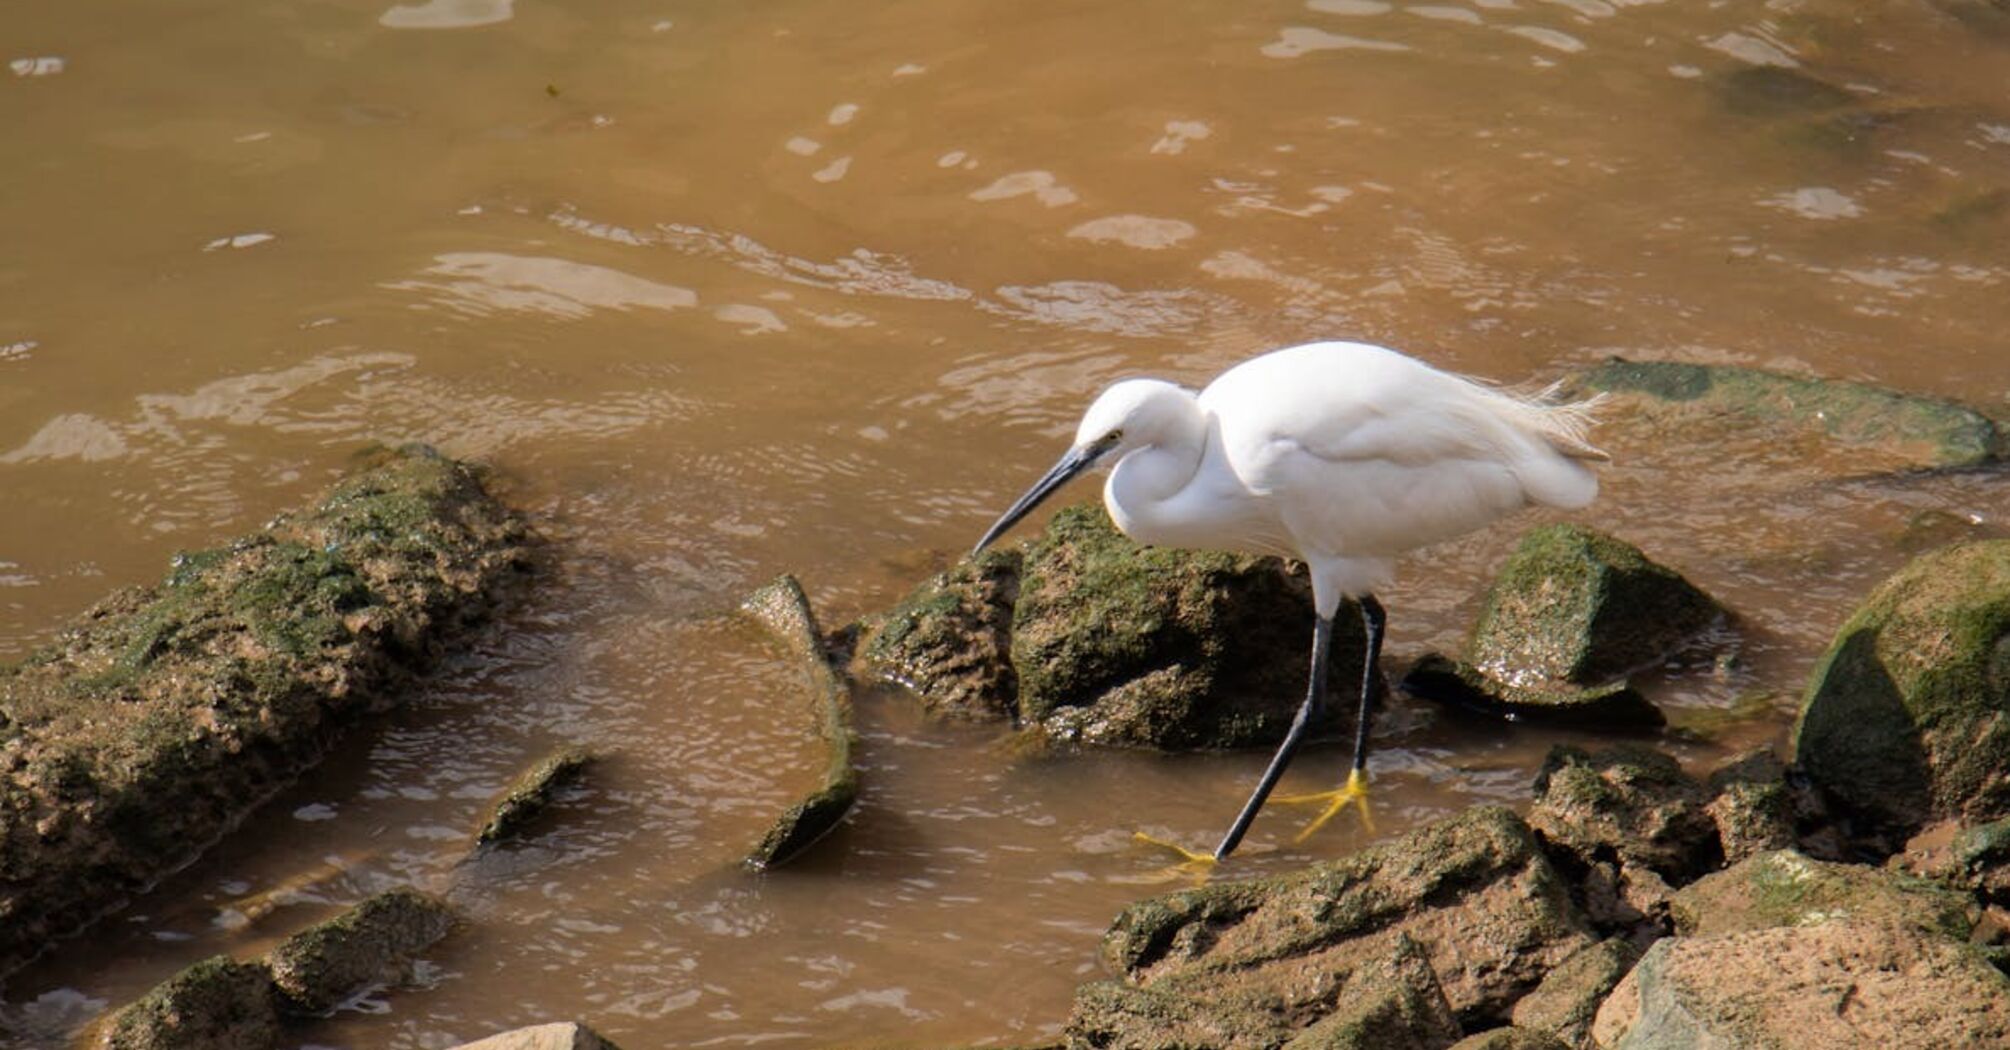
[973,341,1606,861]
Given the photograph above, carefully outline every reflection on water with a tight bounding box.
[2,0,2008,1045]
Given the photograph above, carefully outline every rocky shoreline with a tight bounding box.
[32,360,2010,1047]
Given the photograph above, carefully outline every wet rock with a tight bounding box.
[741,574,859,869]
[1668,849,1975,941]
[1402,653,1663,731]
[99,956,280,1050]
[1528,746,1721,905]
[264,887,456,1015]
[1577,356,2005,471]
[1717,65,1856,118]
[1700,748,1798,866]
[1791,540,2010,841]
[1074,806,1594,1046]
[1279,935,1462,1050]
[446,1021,623,1050]
[1507,938,1639,1050]
[852,548,1020,721]
[1462,525,1723,694]
[1589,921,2010,1049]
[1447,1028,1570,1050]
[1889,815,2010,902]
[1013,504,1374,750]
[475,746,592,847]
[0,445,532,979]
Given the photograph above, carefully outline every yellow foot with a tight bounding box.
[1120,831,1219,885]
[1275,767,1375,842]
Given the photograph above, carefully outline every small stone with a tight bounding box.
[264,888,455,1015]
[1528,746,1721,889]
[475,747,591,846]
[1701,748,1797,865]
[852,549,1020,721]
[445,1021,623,1050]
[99,956,279,1050]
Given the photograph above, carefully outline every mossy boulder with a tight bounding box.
[99,956,280,1050]
[264,888,456,1015]
[1577,357,2006,471]
[852,548,1020,721]
[1791,541,2010,840]
[1590,921,2010,1049]
[1667,849,1975,942]
[1465,525,1723,692]
[1072,806,1594,1046]
[1012,504,1373,750]
[475,746,592,847]
[0,445,532,978]
[742,574,859,869]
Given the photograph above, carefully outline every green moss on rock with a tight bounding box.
[1011,504,1371,750]
[1468,524,1723,690]
[265,888,456,1015]
[1669,849,1976,942]
[0,445,533,979]
[1792,541,2010,839]
[1079,806,1593,1046]
[100,956,280,1050]
[853,548,1020,721]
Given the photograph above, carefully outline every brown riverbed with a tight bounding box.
[3,0,2008,1045]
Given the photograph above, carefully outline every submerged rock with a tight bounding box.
[99,956,280,1050]
[446,1021,624,1050]
[264,887,456,1015]
[1012,504,1373,750]
[0,445,532,978]
[1791,540,2010,841]
[742,575,859,869]
[1577,356,2005,471]
[1590,920,2010,1049]
[1071,806,1594,1047]
[475,746,592,847]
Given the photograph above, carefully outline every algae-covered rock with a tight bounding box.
[1791,540,2010,840]
[1278,935,1463,1050]
[0,445,531,978]
[1074,806,1593,1046]
[264,887,455,1015]
[100,956,280,1050]
[1013,504,1373,750]
[1668,849,1975,942]
[852,548,1020,721]
[1578,357,2005,470]
[446,1021,624,1050]
[1507,937,1639,1050]
[1466,525,1723,693]
[1590,921,2010,1049]
[741,574,859,869]
[1529,746,1720,890]
[475,747,592,847]
[1403,653,1664,731]
[1700,748,1798,866]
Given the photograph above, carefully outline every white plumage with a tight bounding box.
[974,340,1606,860]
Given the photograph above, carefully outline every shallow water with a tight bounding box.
[3,0,2008,1045]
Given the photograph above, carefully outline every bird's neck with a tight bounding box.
[1104,412,1209,544]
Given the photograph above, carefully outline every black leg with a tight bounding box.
[1348,594,1386,779]
[1213,613,1334,860]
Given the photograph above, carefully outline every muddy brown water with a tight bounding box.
[3,0,2008,1045]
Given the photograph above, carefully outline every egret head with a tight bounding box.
[973,378,1193,554]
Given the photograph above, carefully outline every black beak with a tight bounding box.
[973,439,1108,555]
